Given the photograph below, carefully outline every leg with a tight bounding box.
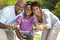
[0,29,8,40]
[42,29,50,40]
[5,30,15,40]
[26,36,33,40]
[56,31,60,40]
[47,27,60,40]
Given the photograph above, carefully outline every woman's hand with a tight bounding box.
[36,26,43,31]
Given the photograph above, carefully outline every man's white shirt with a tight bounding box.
[0,6,24,26]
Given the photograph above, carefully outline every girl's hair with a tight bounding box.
[31,1,41,9]
[24,1,34,17]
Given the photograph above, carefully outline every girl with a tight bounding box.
[14,1,40,40]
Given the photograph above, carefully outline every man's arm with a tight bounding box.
[0,7,11,29]
[0,22,8,29]
[0,22,12,29]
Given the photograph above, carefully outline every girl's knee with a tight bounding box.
[26,36,33,40]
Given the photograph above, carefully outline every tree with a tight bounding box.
[52,1,60,19]
[5,0,17,6]
[41,0,60,10]
[0,0,6,9]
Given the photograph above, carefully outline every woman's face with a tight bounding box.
[32,6,40,15]
[25,5,32,16]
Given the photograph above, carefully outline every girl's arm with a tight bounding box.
[15,28,23,40]
[14,21,23,40]
[14,21,19,29]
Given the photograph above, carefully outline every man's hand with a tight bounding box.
[7,26,14,30]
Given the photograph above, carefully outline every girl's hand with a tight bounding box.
[13,24,20,29]
[19,37,23,40]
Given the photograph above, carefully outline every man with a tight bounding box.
[0,0,24,40]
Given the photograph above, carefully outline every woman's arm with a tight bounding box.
[42,9,52,29]
[39,24,47,29]
[45,10,52,29]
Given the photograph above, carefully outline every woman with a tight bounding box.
[31,1,60,40]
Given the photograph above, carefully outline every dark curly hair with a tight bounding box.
[31,1,41,9]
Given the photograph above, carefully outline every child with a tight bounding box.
[14,1,40,40]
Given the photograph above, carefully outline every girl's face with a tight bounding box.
[32,6,41,15]
[25,5,32,16]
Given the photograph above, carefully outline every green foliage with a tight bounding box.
[5,0,17,6]
[55,2,60,11]
[41,0,60,10]
[0,0,6,9]
[0,0,17,9]
[24,0,35,3]
[52,1,60,19]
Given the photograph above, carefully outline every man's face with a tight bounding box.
[15,2,24,14]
